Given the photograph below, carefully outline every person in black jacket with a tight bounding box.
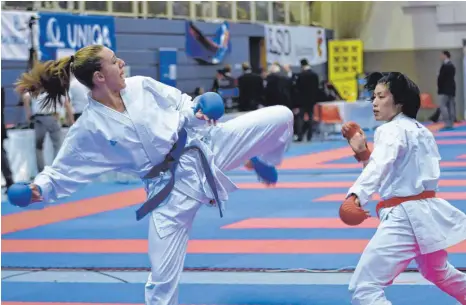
[237,62,264,111]
[436,50,456,129]
[1,87,14,190]
[264,64,291,108]
[293,59,320,142]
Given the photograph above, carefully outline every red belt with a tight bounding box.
[376,191,436,217]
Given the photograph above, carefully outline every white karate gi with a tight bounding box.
[347,113,466,305]
[32,76,294,305]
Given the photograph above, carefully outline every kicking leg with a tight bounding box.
[211,105,293,172]
[349,206,419,305]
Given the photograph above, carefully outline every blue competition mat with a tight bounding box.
[1,282,461,305]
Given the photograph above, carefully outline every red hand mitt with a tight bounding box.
[339,195,369,226]
[341,121,362,140]
[341,122,371,162]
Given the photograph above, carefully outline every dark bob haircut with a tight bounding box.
[365,72,421,119]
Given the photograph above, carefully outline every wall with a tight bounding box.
[360,1,466,119]
[2,16,332,124]
[364,48,463,117]
[114,18,263,94]
[360,1,466,51]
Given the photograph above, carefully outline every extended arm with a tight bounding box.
[31,130,114,207]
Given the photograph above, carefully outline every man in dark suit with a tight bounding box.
[264,64,291,108]
[1,87,14,190]
[436,50,456,129]
[293,59,320,141]
[237,62,264,111]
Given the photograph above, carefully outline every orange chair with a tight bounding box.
[313,103,343,140]
[420,93,437,109]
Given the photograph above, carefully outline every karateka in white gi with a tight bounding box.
[14,45,293,305]
[343,72,466,305]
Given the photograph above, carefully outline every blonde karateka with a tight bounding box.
[342,72,466,305]
[14,45,294,305]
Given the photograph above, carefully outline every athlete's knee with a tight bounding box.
[261,105,292,124]
[419,265,449,284]
[417,251,450,284]
[274,105,294,124]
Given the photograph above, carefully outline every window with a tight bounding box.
[172,1,190,17]
[57,1,79,10]
[236,1,251,21]
[40,2,54,9]
[4,1,34,9]
[146,1,167,16]
[113,1,132,13]
[85,1,108,11]
[195,1,212,20]
[14,0,310,24]
[289,2,302,24]
[272,2,285,23]
[217,1,232,19]
[303,1,311,25]
[255,1,268,22]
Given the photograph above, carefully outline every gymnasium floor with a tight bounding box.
[2,121,466,305]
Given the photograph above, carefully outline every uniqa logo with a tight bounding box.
[44,17,112,49]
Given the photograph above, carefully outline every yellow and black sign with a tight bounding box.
[328,39,363,102]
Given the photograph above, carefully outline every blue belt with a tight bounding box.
[135,128,223,221]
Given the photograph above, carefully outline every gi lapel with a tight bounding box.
[88,98,133,127]
[120,86,165,166]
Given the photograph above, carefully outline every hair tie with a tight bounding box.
[70,55,75,63]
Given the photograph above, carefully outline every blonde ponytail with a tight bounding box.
[15,56,73,112]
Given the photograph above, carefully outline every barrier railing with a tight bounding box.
[1,1,312,25]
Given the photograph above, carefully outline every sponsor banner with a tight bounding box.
[264,24,327,66]
[38,12,116,61]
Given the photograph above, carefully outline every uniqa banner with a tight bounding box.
[264,24,327,67]
[38,12,116,60]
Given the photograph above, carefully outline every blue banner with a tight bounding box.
[185,21,231,65]
[158,48,177,88]
[38,12,116,61]
[218,87,239,99]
